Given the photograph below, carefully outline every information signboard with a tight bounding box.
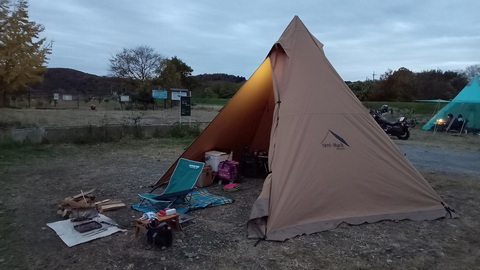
[171,89,189,101]
[181,96,191,116]
[152,89,168,99]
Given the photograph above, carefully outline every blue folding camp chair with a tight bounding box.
[138,158,205,211]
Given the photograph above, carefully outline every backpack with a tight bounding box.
[218,160,239,182]
[146,219,173,248]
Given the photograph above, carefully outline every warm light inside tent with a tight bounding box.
[435,118,445,125]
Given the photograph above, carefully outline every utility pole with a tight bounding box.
[372,71,376,81]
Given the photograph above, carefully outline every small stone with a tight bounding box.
[386,259,393,263]
[160,257,166,261]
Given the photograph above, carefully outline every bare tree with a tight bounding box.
[109,45,164,81]
[464,65,480,78]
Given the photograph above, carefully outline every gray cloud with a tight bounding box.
[29,0,479,81]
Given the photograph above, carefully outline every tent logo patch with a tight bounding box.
[321,130,349,150]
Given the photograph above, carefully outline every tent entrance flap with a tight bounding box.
[156,59,274,185]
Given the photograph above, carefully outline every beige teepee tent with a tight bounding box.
[156,16,452,241]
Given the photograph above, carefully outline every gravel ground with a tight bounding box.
[1,109,479,269]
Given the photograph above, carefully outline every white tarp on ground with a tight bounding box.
[47,214,126,247]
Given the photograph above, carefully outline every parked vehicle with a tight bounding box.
[370,106,416,140]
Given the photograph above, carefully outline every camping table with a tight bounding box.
[135,213,181,236]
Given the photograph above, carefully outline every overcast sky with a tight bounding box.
[28,0,479,81]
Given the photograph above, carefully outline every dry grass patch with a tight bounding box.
[400,128,480,152]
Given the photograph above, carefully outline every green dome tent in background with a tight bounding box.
[422,74,480,131]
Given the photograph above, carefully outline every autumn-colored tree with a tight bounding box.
[0,0,52,107]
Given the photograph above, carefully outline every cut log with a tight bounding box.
[62,189,96,203]
[98,202,126,212]
[94,199,111,205]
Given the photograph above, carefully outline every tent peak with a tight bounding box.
[468,74,479,86]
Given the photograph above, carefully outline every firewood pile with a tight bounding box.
[58,189,126,219]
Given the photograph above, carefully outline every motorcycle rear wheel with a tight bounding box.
[396,130,410,140]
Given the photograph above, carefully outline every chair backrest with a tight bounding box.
[163,158,205,195]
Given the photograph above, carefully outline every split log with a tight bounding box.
[96,200,126,212]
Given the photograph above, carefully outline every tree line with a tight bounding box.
[1,0,478,108]
[30,68,246,104]
[347,66,479,102]
[107,45,246,105]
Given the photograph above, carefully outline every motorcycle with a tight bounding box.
[370,109,416,140]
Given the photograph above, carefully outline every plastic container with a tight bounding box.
[205,151,228,172]
[165,208,176,215]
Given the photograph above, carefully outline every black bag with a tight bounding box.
[146,219,173,248]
